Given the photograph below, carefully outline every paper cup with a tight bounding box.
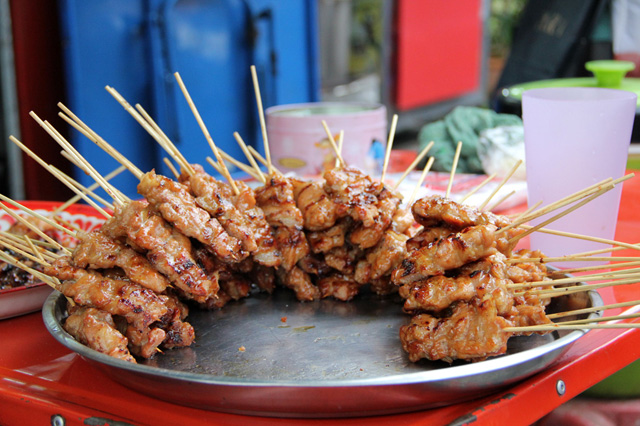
[522,87,637,266]
[266,103,387,176]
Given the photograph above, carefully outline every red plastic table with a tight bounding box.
[1,176,639,426]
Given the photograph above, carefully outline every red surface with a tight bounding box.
[0,177,639,425]
[394,0,482,111]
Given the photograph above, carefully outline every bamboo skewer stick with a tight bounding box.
[0,250,58,289]
[212,151,261,181]
[508,268,640,290]
[504,323,640,332]
[60,151,129,206]
[478,159,522,210]
[445,141,462,199]
[485,189,516,212]
[53,165,126,215]
[508,255,640,264]
[392,141,435,190]
[335,131,344,169]
[510,200,543,224]
[31,112,128,206]
[54,216,82,235]
[133,103,193,176]
[206,157,224,175]
[559,312,640,326]
[0,199,70,254]
[0,231,58,250]
[380,113,398,183]
[48,167,112,219]
[564,243,640,259]
[507,184,615,245]
[163,158,180,179]
[519,176,631,224]
[501,175,632,235]
[521,276,640,298]
[0,233,57,262]
[173,73,239,194]
[250,65,273,175]
[248,145,282,175]
[459,173,497,203]
[0,235,55,265]
[8,134,114,213]
[57,107,143,180]
[547,299,640,319]
[321,121,346,168]
[548,260,640,276]
[234,132,266,183]
[518,225,640,253]
[406,157,435,208]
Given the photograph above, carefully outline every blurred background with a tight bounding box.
[0,0,632,201]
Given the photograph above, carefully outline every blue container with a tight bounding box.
[58,0,319,199]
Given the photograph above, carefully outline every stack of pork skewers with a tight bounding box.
[1,70,639,366]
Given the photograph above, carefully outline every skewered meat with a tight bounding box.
[324,244,362,275]
[399,254,513,315]
[349,195,398,249]
[291,178,338,231]
[390,207,415,236]
[392,224,499,285]
[63,306,136,363]
[231,180,281,267]
[125,325,166,358]
[307,219,351,253]
[138,169,244,263]
[72,230,170,293]
[46,256,169,329]
[399,299,513,363]
[274,226,310,272]
[412,195,511,229]
[185,166,259,253]
[101,200,218,303]
[277,265,320,301]
[317,274,362,301]
[254,173,304,229]
[323,166,384,226]
[406,226,457,252]
[355,230,408,284]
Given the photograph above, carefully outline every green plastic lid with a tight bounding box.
[585,60,636,87]
[502,60,640,107]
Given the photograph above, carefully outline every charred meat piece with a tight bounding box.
[254,173,304,229]
[406,226,457,252]
[412,195,511,229]
[185,166,259,253]
[274,226,310,272]
[355,230,408,284]
[392,224,499,285]
[291,178,338,231]
[323,166,384,227]
[400,254,513,315]
[138,169,244,263]
[349,195,399,249]
[64,306,136,363]
[72,230,170,293]
[307,219,351,254]
[399,299,513,363]
[317,274,362,301]
[46,256,169,329]
[277,265,320,301]
[101,200,218,303]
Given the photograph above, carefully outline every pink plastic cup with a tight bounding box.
[522,87,637,267]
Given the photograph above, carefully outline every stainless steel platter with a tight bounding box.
[42,285,602,418]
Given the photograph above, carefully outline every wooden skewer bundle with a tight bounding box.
[1,67,639,365]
